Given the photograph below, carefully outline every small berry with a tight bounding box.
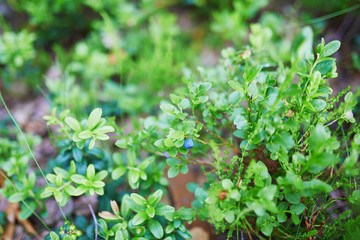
[70,234,77,240]
[183,139,194,149]
[163,151,170,158]
[76,230,83,237]
[69,224,76,231]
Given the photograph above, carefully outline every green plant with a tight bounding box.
[210,0,268,44]
[0,30,37,86]
[1,2,360,239]
[0,134,48,220]
[113,29,359,238]
[98,190,195,239]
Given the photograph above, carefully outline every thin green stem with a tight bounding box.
[300,3,360,26]
[0,91,49,185]
[341,125,350,157]
[324,117,341,127]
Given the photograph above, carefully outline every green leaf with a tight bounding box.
[160,104,176,114]
[121,195,132,218]
[285,191,301,204]
[72,147,83,162]
[146,207,155,218]
[344,92,353,103]
[354,133,360,145]
[54,191,63,202]
[221,179,234,191]
[155,205,175,216]
[321,40,340,57]
[65,117,81,131]
[308,152,337,173]
[86,164,95,180]
[292,213,300,225]
[50,232,60,240]
[179,164,189,174]
[195,188,208,204]
[224,210,234,223]
[40,189,53,198]
[170,94,181,105]
[278,202,288,211]
[148,219,164,239]
[302,179,333,196]
[229,91,241,104]
[9,192,25,203]
[131,193,147,206]
[19,201,36,220]
[233,129,247,139]
[310,99,326,112]
[94,170,108,181]
[309,124,330,151]
[148,190,163,206]
[244,65,262,83]
[115,230,124,240]
[314,60,334,75]
[199,82,212,92]
[248,82,258,97]
[308,71,322,94]
[128,169,140,188]
[78,130,92,139]
[228,81,244,93]
[234,114,248,130]
[165,223,175,234]
[267,131,294,153]
[64,185,78,196]
[166,158,179,167]
[177,229,192,239]
[176,207,195,220]
[112,167,127,180]
[93,125,114,134]
[277,212,287,223]
[258,185,277,201]
[291,26,313,61]
[179,99,191,109]
[92,181,105,188]
[261,222,273,236]
[290,203,305,215]
[127,148,136,166]
[138,156,155,170]
[115,139,127,148]
[88,108,102,130]
[96,134,110,140]
[132,211,148,225]
[71,174,85,184]
[168,166,179,178]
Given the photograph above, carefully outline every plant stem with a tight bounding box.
[89,204,98,240]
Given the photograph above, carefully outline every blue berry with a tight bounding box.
[183,139,194,149]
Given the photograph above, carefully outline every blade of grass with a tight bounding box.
[300,3,360,26]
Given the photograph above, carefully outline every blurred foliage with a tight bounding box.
[1,0,360,239]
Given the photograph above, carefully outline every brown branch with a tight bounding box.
[242,219,253,240]
[314,218,328,240]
